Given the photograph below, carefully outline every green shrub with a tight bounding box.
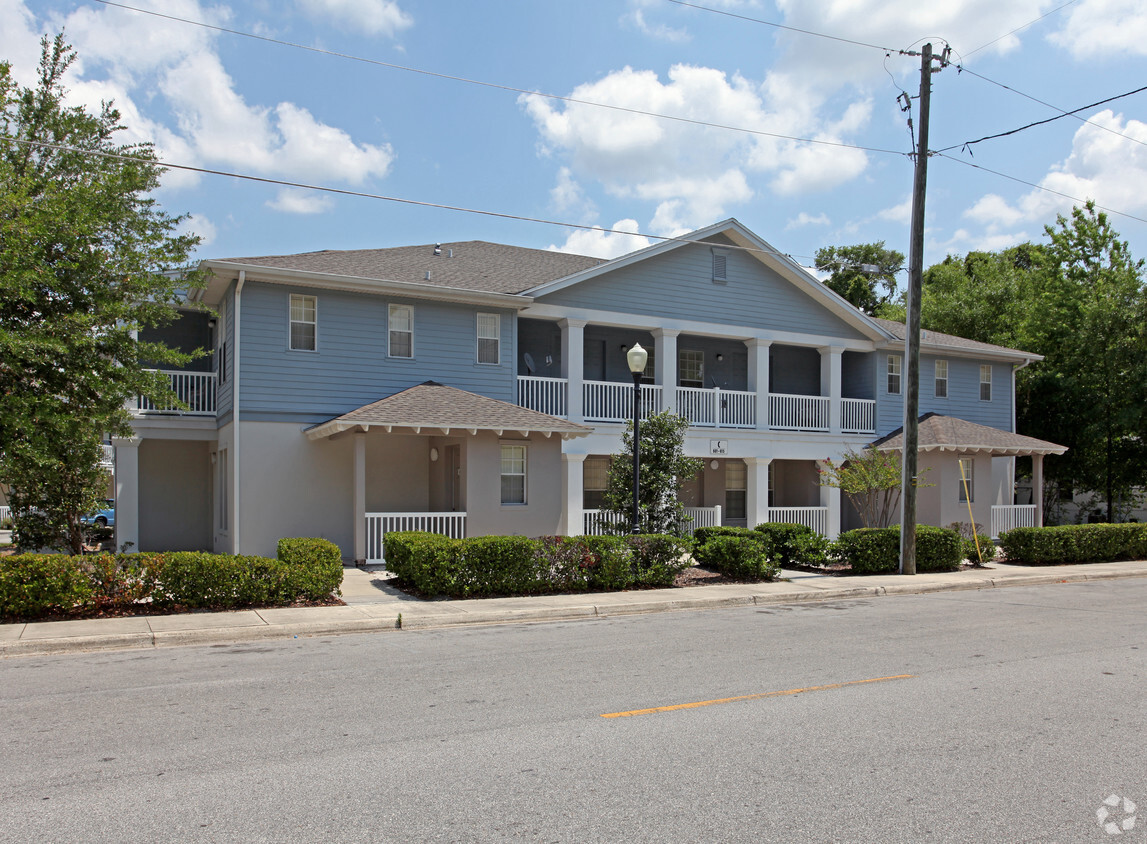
[627,534,691,588]
[578,535,632,591]
[455,535,545,597]
[694,534,777,580]
[961,535,997,565]
[998,523,1147,564]
[692,526,756,546]
[277,537,344,600]
[833,526,962,574]
[382,531,459,595]
[0,554,93,619]
[535,536,594,593]
[753,522,830,568]
[79,552,165,609]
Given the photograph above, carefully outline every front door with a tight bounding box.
[448,445,462,511]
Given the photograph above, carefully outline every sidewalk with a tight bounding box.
[3,559,1147,657]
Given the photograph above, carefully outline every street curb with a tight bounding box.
[4,565,1147,657]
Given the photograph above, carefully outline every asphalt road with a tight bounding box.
[2,579,1145,843]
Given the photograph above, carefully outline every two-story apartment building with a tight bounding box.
[116,219,1064,562]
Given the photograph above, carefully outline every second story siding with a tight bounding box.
[876,352,1014,435]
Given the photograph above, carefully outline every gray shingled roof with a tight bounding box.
[872,318,1037,358]
[305,381,592,440]
[217,241,602,295]
[871,413,1066,456]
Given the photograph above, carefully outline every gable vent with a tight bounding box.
[712,251,728,283]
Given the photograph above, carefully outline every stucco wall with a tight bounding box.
[139,439,212,552]
[463,432,565,537]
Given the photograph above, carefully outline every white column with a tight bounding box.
[113,437,140,553]
[1033,453,1044,528]
[820,345,844,435]
[559,319,586,422]
[353,430,366,565]
[816,460,842,539]
[653,328,679,413]
[746,339,771,430]
[745,457,771,529]
[560,452,586,536]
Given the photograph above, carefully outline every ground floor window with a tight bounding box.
[501,444,527,505]
[584,456,610,509]
[725,460,746,520]
[958,457,975,503]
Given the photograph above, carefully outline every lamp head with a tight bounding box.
[626,343,648,375]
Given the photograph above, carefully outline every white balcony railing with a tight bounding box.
[841,398,876,434]
[366,511,467,564]
[517,375,567,418]
[135,370,217,415]
[766,506,829,535]
[991,504,1036,538]
[675,387,755,428]
[99,444,115,468]
[582,505,722,536]
[583,381,663,423]
[769,394,830,432]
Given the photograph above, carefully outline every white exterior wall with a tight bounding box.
[138,439,213,552]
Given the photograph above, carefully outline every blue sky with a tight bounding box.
[4,0,1147,276]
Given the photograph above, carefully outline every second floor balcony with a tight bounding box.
[133,370,218,416]
[517,375,875,434]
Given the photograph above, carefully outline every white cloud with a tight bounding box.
[877,198,913,224]
[296,0,413,37]
[1048,0,1147,58]
[786,211,831,229]
[549,220,651,259]
[963,194,1025,227]
[266,188,335,215]
[550,167,597,221]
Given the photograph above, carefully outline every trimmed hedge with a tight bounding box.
[753,522,830,568]
[997,523,1147,565]
[383,531,690,598]
[833,525,963,574]
[0,539,344,621]
[693,534,777,581]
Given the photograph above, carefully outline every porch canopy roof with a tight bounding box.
[870,413,1067,457]
[304,381,593,441]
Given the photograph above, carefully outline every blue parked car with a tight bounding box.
[81,500,116,528]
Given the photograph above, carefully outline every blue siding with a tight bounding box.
[237,283,516,423]
[537,238,867,340]
[217,286,235,421]
[875,352,1013,436]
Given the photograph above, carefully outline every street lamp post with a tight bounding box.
[626,343,649,535]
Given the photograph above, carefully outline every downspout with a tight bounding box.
[232,272,245,555]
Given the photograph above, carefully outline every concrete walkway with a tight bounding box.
[3,560,1147,657]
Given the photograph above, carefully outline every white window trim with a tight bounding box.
[934,359,948,398]
[476,312,500,366]
[979,364,992,401]
[958,457,975,503]
[887,354,902,395]
[500,441,528,506]
[288,293,318,353]
[388,303,414,359]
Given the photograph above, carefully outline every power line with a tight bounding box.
[2,134,827,265]
[963,0,1081,58]
[937,83,1147,153]
[933,151,1147,226]
[87,0,905,158]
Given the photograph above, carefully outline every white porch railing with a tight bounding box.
[841,398,876,434]
[766,506,828,535]
[675,387,755,428]
[583,381,663,423]
[768,393,829,432]
[0,506,10,524]
[135,370,217,415]
[365,511,467,564]
[581,506,722,536]
[991,504,1036,538]
[517,375,567,418]
[99,444,115,468]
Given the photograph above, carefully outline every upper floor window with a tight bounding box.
[934,359,948,398]
[980,364,992,401]
[389,304,413,358]
[887,354,902,394]
[289,294,317,351]
[679,349,704,388]
[958,457,975,503]
[500,443,527,505]
[477,313,500,365]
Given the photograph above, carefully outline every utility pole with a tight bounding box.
[899,42,936,576]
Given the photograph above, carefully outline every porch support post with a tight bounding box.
[112,437,140,553]
[817,459,842,539]
[746,339,770,430]
[353,431,366,565]
[559,319,586,423]
[1033,453,1044,528]
[820,345,844,435]
[744,457,771,528]
[652,328,679,413]
[560,452,586,536]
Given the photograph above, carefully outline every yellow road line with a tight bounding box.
[600,674,914,718]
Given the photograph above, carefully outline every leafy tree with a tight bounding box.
[601,411,703,536]
[815,242,905,315]
[0,36,203,552]
[920,203,1147,522]
[817,447,906,528]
